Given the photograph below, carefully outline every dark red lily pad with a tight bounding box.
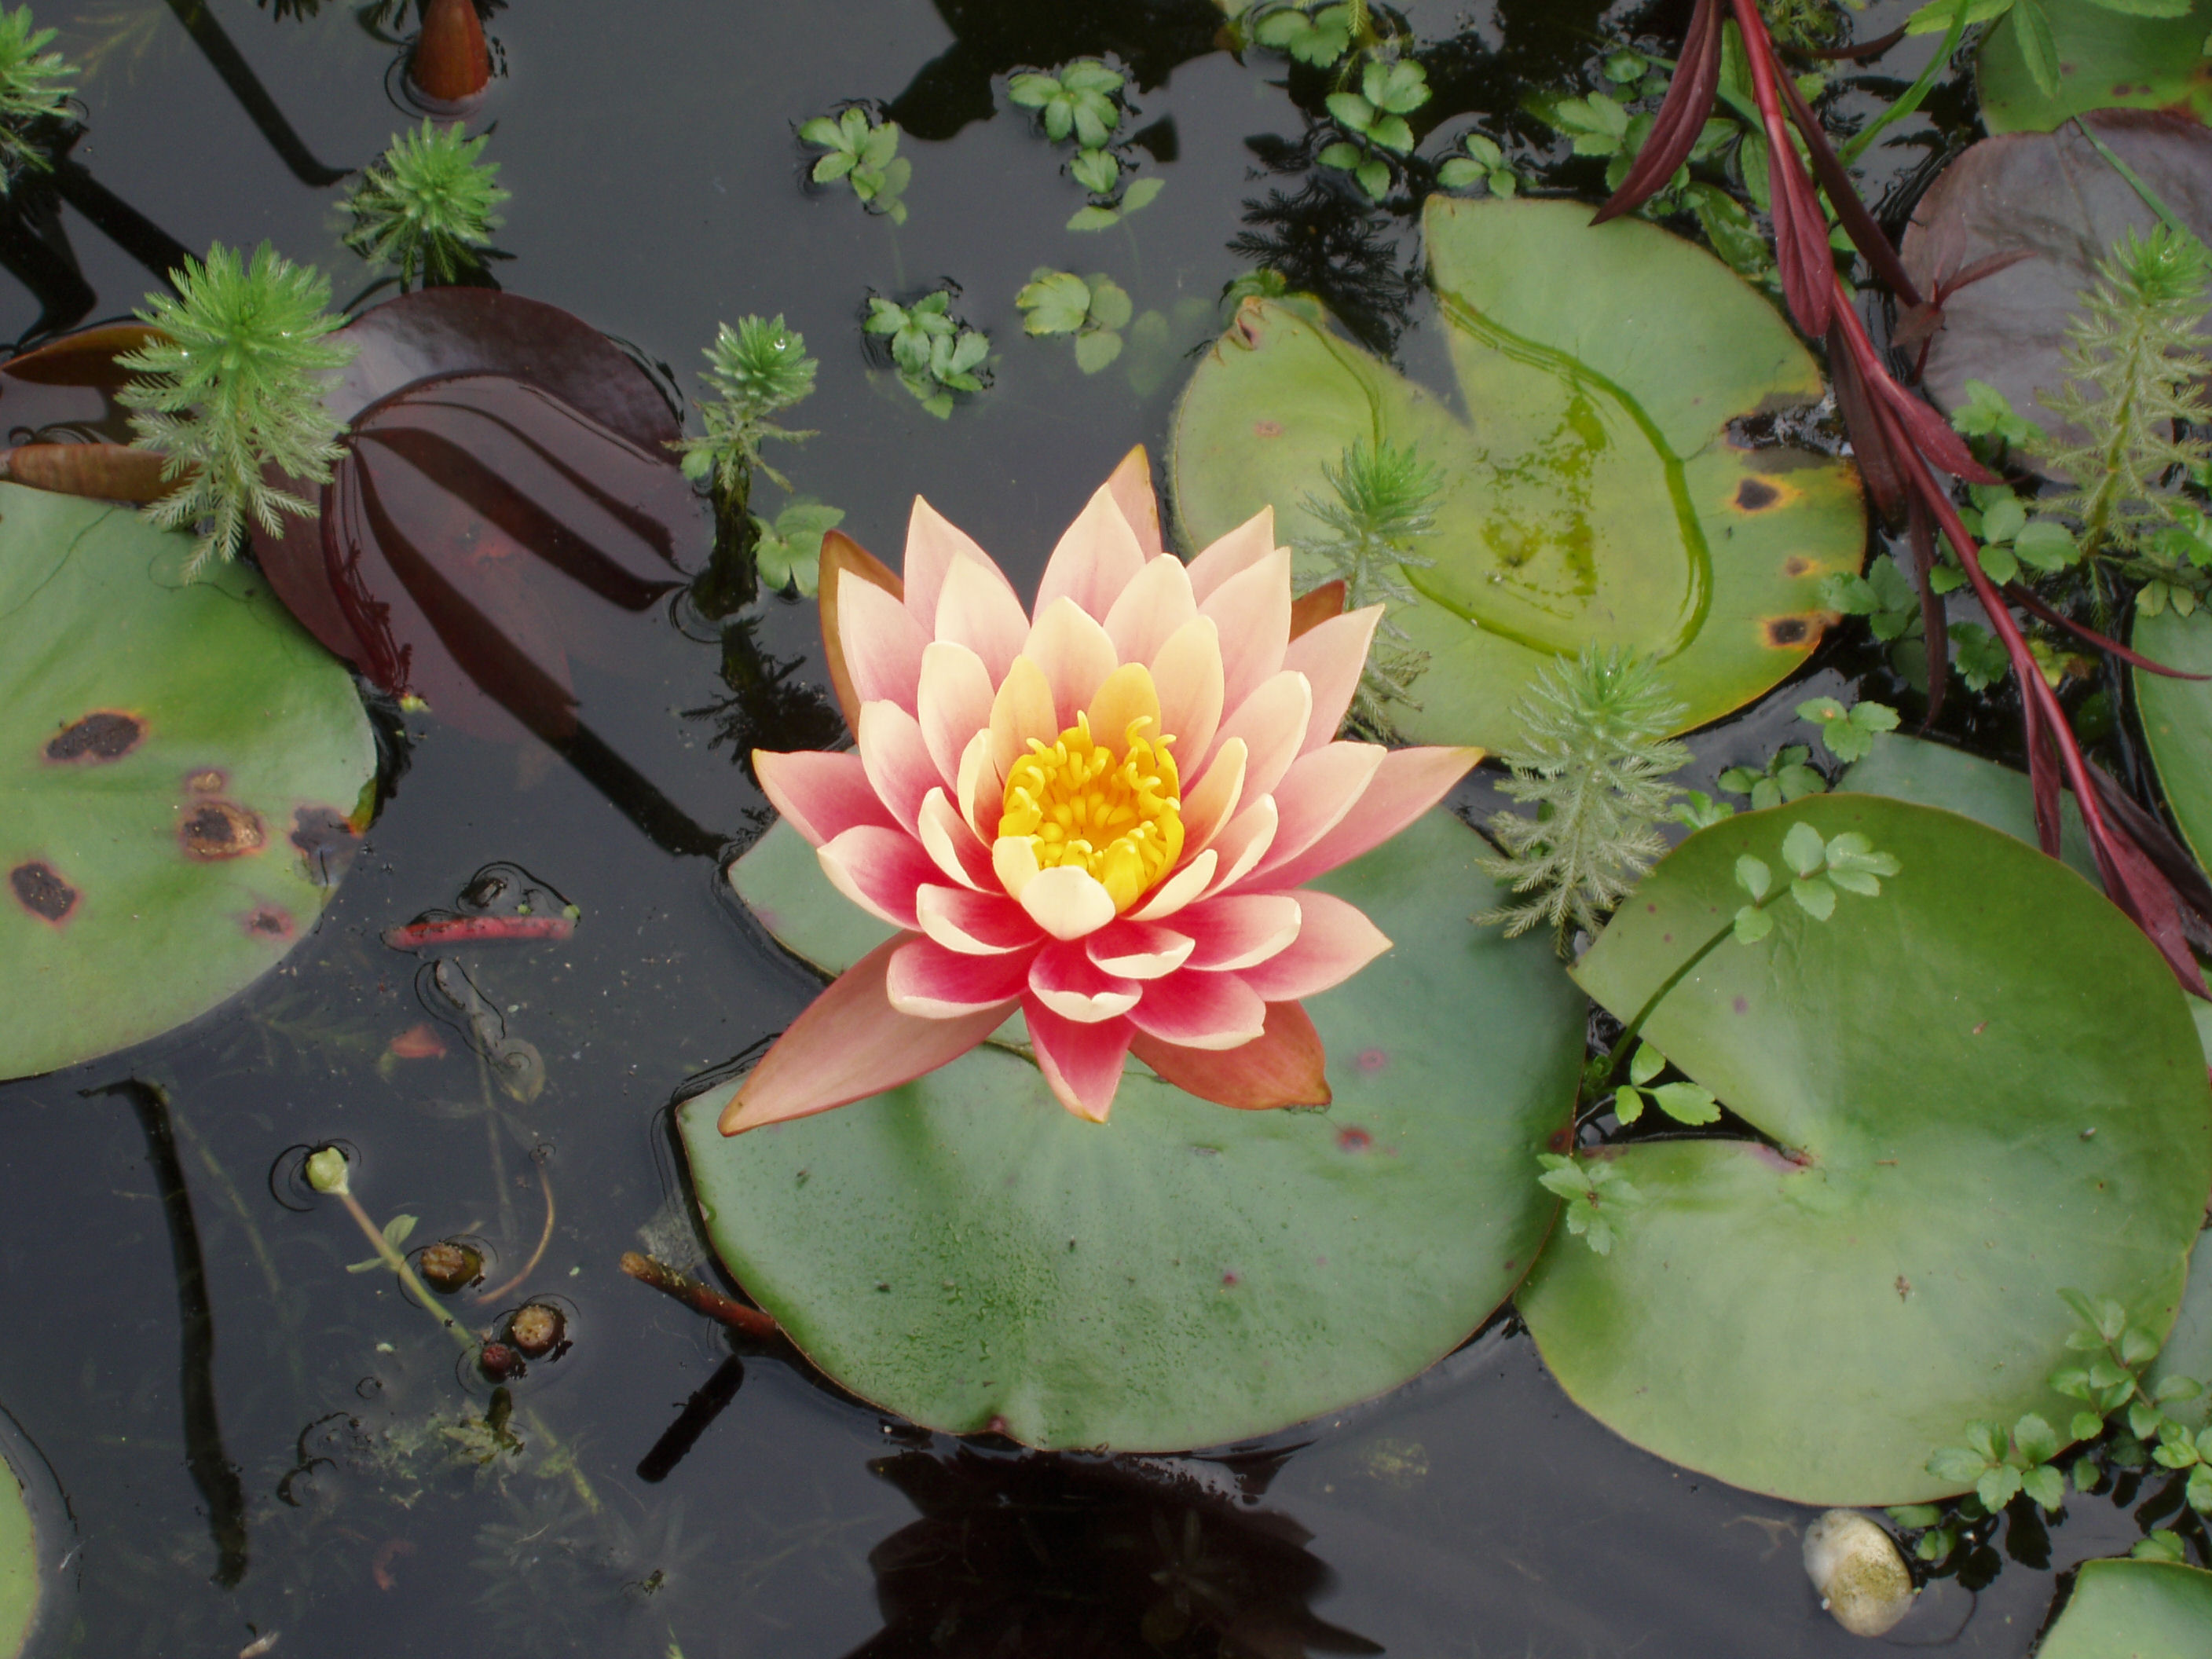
[1899,112,2212,481]
[255,288,700,743]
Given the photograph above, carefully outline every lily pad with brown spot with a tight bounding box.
[1,482,375,1082]
[1170,197,1865,749]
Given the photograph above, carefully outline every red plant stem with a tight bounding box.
[1730,0,1832,335]
[382,914,574,949]
[2003,584,2210,680]
[620,1253,779,1340]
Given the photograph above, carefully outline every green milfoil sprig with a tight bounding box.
[1476,647,1690,948]
[673,314,819,511]
[118,242,355,577]
[345,119,507,288]
[1293,436,1440,737]
[0,6,73,190]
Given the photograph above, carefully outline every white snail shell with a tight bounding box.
[1803,1509,1916,1637]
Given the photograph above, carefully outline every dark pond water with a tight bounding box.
[0,1,2172,1653]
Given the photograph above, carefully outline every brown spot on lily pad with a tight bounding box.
[1336,1126,1373,1152]
[1782,555,1815,577]
[1762,614,1818,649]
[1253,419,1284,438]
[1734,478,1780,511]
[9,861,78,924]
[44,709,144,764]
[244,905,295,940]
[180,800,266,860]
[291,804,362,885]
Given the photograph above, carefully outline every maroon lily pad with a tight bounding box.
[1899,111,2212,480]
[255,288,700,743]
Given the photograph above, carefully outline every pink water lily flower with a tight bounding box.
[723,449,1480,1133]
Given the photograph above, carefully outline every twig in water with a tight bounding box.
[476,1154,555,1306]
[621,1252,780,1340]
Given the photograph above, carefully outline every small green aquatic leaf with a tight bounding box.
[2020,1462,2065,1511]
[1651,1082,1720,1126]
[1731,903,1773,943]
[1735,855,1771,900]
[1073,329,1122,373]
[1016,270,1092,336]
[1782,822,1826,877]
[1789,877,1837,919]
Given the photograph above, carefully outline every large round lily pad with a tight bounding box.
[2034,1558,2212,1659]
[1170,197,1863,751]
[1518,794,2212,1505]
[1979,0,2212,134]
[1,482,376,1081]
[0,1457,29,1659]
[0,1409,69,1659]
[679,808,1585,1451]
[1840,731,2096,880]
[2134,606,2212,873]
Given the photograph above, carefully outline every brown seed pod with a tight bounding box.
[416,1240,482,1293]
[507,1302,566,1359]
[477,1341,523,1382]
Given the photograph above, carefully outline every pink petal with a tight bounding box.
[902,496,1013,633]
[1131,848,1218,921]
[917,641,996,787]
[1024,598,1119,730]
[1211,669,1311,803]
[719,934,1008,1133]
[1284,605,1383,753]
[1179,737,1245,857]
[840,576,928,713]
[917,788,994,888]
[1130,999,1331,1109]
[1199,548,1292,717]
[1199,797,1279,900]
[1086,917,1196,980]
[935,552,1031,685]
[857,701,939,833]
[1105,445,1165,559]
[1185,507,1276,602]
[1177,893,1303,971]
[1150,615,1225,764]
[1023,1000,1135,1122]
[957,729,1001,841]
[887,935,1036,1016]
[1249,742,1386,881]
[753,749,896,848]
[1126,969,1267,1050]
[916,884,1038,954]
[1029,940,1141,1023]
[989,655,1059,782]
[1260,747,1482,890]
[1017,863,1117,940]
[1102,553,1197,667]
[1036,481,1148,621]
[819,826,936,928]
[1236,890,1391,1000]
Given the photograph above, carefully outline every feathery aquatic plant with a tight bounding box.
[2039,225,2212,562]
[345,120,507,288]
[1477,647,1689,948]
[118,243,355,577]
[1294,437,1439,737]
[673,314,819,507]
[0,6,74,189]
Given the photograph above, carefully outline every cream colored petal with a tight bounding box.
[992,833,1042,901]
[1131,848,1218,921]
[903,496,1010,632]
[916,640,997,789]
[1149,615,1225,762]
[1202,796,1280,899]
[1179,736,1245,856]
[988,654,1060,781]
[1036,480,1149,621]
[1086,661,1163,754]
[934,551,1031,685]
[1016,864,1117,941]
[1184,506,1276,602]
[917,788,991,890]
[1101,552,1196,667]
[1211,669,1311,804]
[956,728,999,841]
[1024,598,1119,729]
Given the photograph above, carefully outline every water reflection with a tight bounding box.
[845,1447,1379,1659]
[1228,178,1414,357]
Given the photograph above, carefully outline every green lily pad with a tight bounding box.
[2144,1225,2212,1432]
[1,482,376,1082]
[1839,731,2097,881]
[1169,197,1864,750]
[2034,1558,2212,1659]
[680,809,1584,1451]
[1979,0,2212,134]
[0,1411,65,1659]
[2134,607,2212,873]
[1518,794,2212,1504]
[0,1461,28,1659]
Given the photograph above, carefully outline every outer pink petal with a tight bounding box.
[1236,890,1391,1000]
[1250,742,1386,881]
[887,936,1036,1016]
[1130,999,1330,1110]
[917,788,994,889]
[840,576,929,713]
[1036,481,1148,621]
[719,934,1008,1133]
[917,641,997,787]
[1199,548,1292,717]
[1086,918,1196,980]
[936,553,1031,686]
[1284,605,1382,753]
[1185,507,1276,602]
[1127,969,1268,1050]
[903,496,1014,633]
[753,749,897,848]
[1024,599,1119,729]
[819,826,936,928]
[1150,615,1225,765]
[1029,940,1141,1023]
[857,701,939,833]
[1258,746,1483,890]
[1211,670,1311,804]
[1102,553,1197,668]
[916,884,1038,954]
[1105,445,1166,558]
[1023,999,1134,1122]
[1177,894,1303,972]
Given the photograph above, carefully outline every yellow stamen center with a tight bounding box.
[998,709,1184,914]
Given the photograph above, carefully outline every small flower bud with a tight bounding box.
[507,1302,566,1359]
[305,1146,350,1195]
[478,1342,522,1382]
